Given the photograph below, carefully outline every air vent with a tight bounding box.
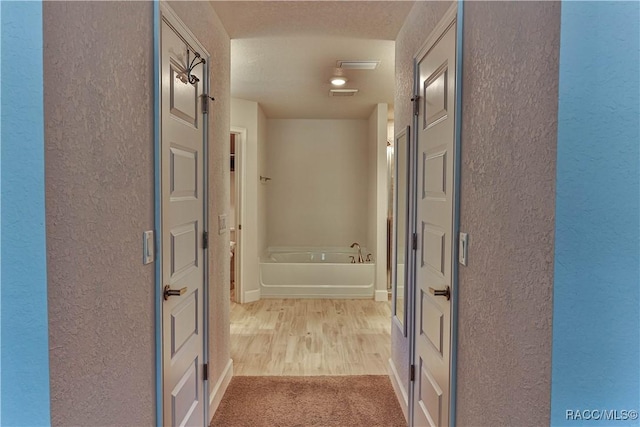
[336,60,380,70]
[329,89,358,97]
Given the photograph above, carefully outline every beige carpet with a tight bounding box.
[211,375,406,427]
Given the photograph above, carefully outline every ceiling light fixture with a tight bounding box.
[330,76,348,86]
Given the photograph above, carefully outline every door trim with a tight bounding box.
[154,2,211,425]
[231,126,247,304]
[449,2,465,425]
[153,3,162,424]
[414,4,458,63]
[407,2,462,426]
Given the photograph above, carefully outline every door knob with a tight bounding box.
[428,286,450,300]
[164,285,187,300]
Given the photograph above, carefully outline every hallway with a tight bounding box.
[3,1,638,426]
[231,298,392,376]
[210,375,405,427]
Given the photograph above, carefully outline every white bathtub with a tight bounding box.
[260,247,375,298]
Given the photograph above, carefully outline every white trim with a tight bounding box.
[388,358,409,422]
[375,290,389,302]
[153,3,162,424]
[244,288,260,303]
[157,3,211,425]
[208,359,234,422]
[230,127,247,304]
[374,104,389,299]
[414,2,458,62]
[409,3,460,427]
[392,125,410,338]
[160,2,210,58]
[449,2,465,425]
[392,314,405,334]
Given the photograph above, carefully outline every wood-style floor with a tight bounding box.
[230,297,392,376]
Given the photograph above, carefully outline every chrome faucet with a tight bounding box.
[350,242,364,263]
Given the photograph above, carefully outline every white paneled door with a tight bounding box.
[161,12,207,427]
[412,17,457,427]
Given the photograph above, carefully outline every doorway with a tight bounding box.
[157,4,210,425]
[230,133,236,300]
[230,127,246,304]
[408,5,460,427]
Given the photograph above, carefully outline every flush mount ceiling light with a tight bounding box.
[330,76,348,86]
[336,60,380,70]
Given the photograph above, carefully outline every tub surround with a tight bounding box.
[260,247,375,299]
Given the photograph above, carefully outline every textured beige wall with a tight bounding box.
[456,2,559,425]
[44,1,230,424]
[392,0,453,395]
[167,0,231,399]
[44,2,155,425]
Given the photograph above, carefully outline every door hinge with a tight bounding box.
[410,365,416,382]
[203,231,209,250]
[201,94,215,114]
[411,95,420,117]
[412,233,418,251]
[203,363,208,381]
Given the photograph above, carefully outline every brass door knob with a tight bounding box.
[164,285,187,300]
[428,286,451,300]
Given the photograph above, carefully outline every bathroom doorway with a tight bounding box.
[230,127,246,303]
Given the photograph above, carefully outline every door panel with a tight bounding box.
[170,146,198,200]
[424,64,449,129]
[423,151,446,199]
[421,223,445,274]
[171,357,200,426]
[171,291,199,357]
[162,17,206,427]
[169,60,199,126]
[412,21,456,427]
[421,292,444,355]
[170,221,199,277]
[419,362,443,427]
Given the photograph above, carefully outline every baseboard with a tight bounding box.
[375,290,389,302]
[388,358,408,422]
[208,359,233,422]
[244,288,260,303]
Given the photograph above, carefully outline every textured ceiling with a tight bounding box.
[211,1,415,119]
[211,1,415,40]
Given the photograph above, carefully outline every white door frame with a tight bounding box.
[154,2,210,424]
[231,126,247,303]
[407,2,463,426]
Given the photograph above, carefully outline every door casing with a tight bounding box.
[407,3,463,426]
[154,2,210,425]
[231,127,246,304]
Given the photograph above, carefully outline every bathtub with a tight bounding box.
[260,247,375,298]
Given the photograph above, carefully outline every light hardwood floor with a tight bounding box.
[230,298,392,376]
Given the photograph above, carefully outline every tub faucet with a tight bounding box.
[350,242,364,263]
